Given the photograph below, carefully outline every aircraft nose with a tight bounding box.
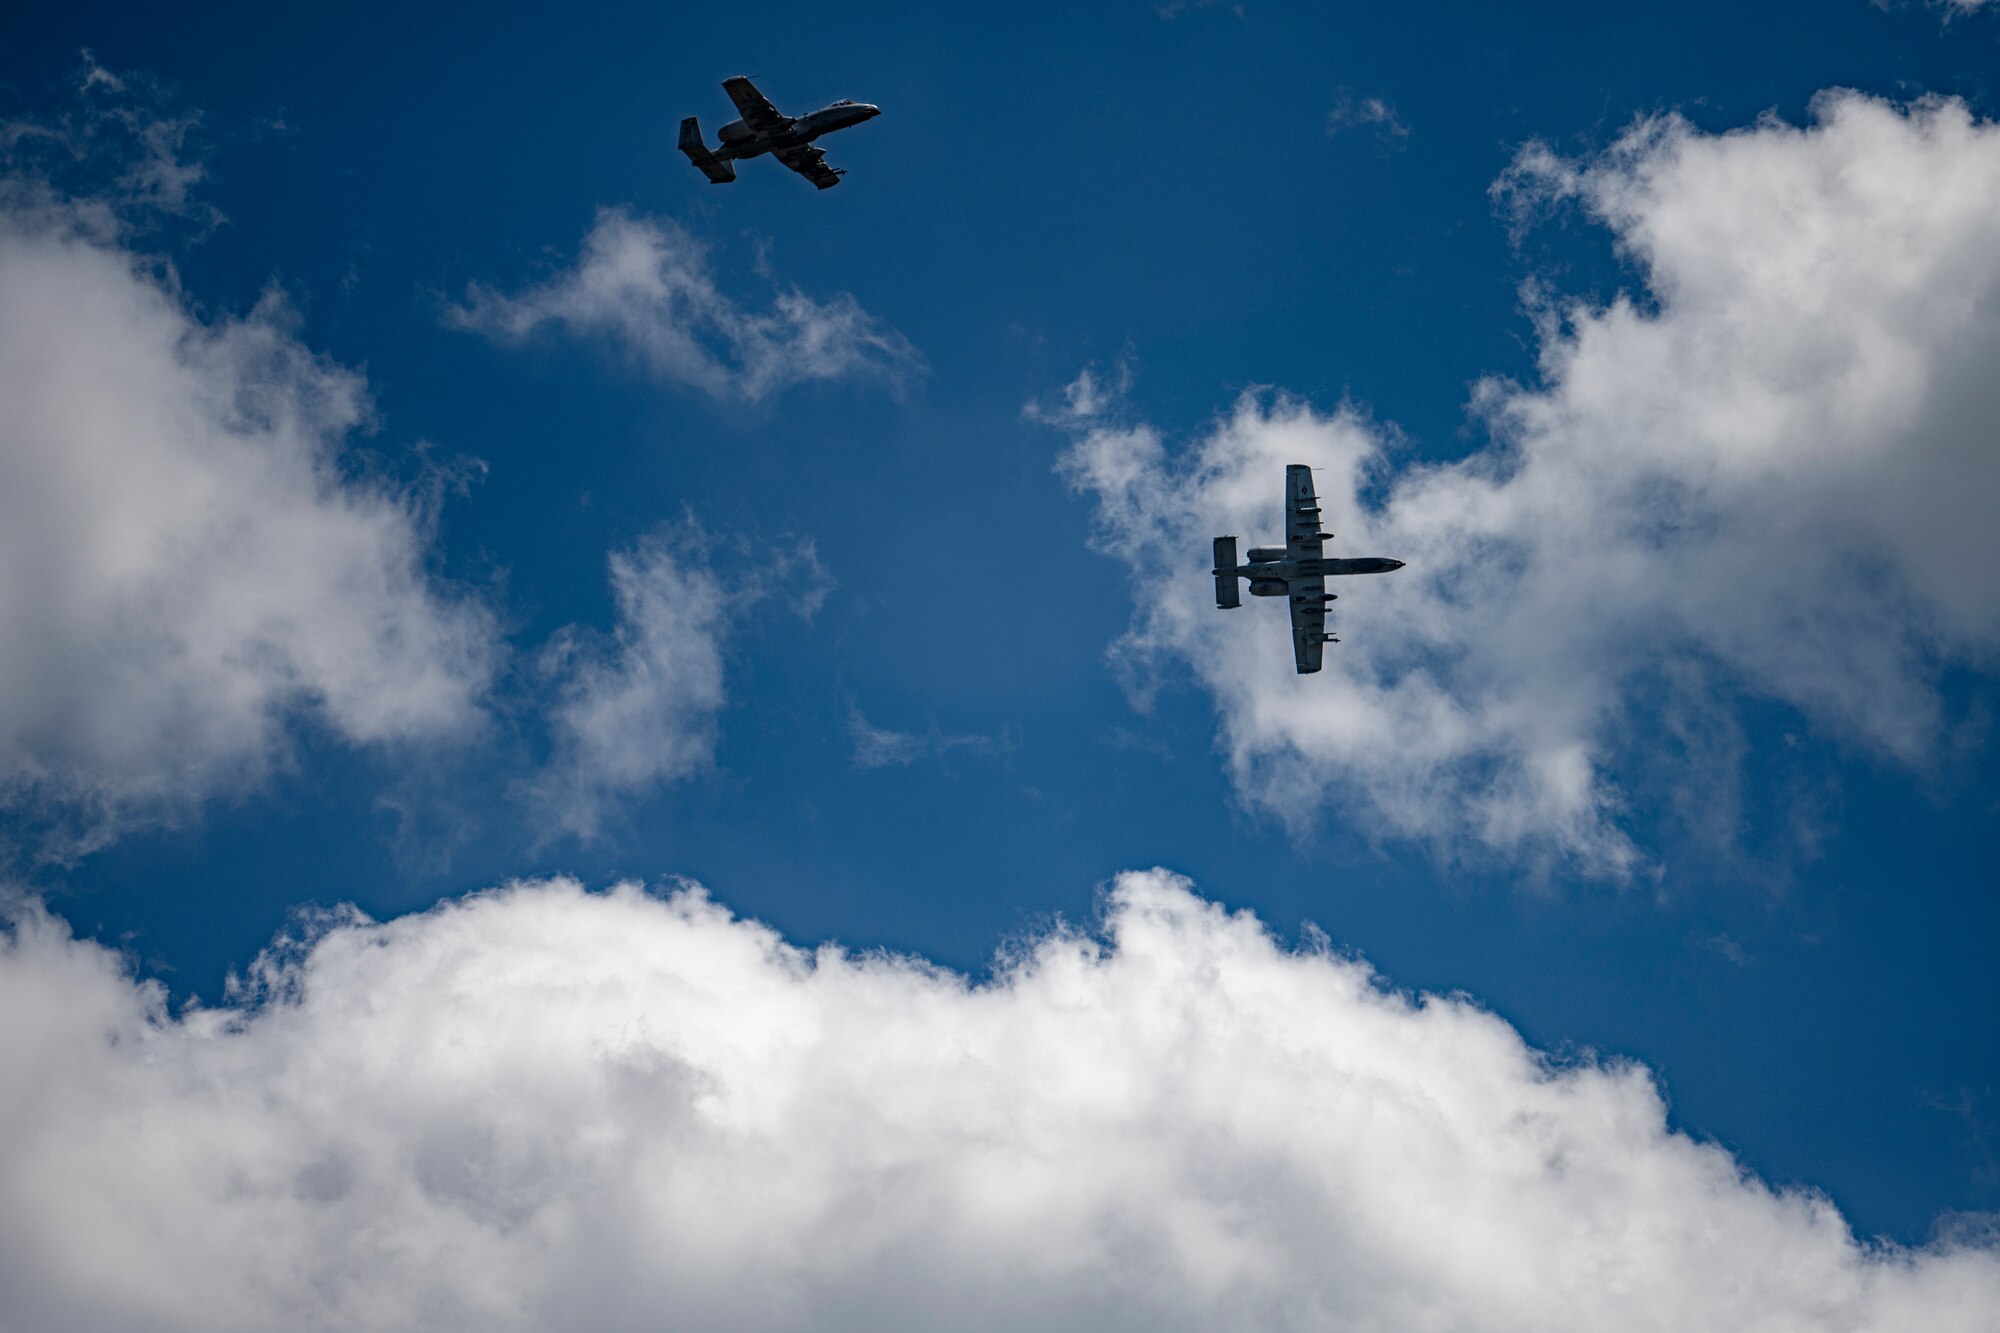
[1387,560,1406,571]
[860,103,882,118]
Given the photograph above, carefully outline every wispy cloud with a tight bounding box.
[1327,92,1409,146]
[1155,0,1245,18]
[1021,355,1133,428]
[0,51,221,235]
[1875,0,1996,19]
[447,208,925,402]
[846,705,1014,770]
[1696,932,1754,967]
[525,523,831,841]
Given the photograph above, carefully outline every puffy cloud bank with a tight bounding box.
[448,208,925,401]
[1059,92,2000,875]
[0,180,496,848]
[1,871,1996,1331]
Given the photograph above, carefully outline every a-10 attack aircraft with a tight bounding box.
[1213,464,1406,674]
[679,76,881,190]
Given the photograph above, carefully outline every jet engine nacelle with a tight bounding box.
[1249,579,1288,597]
[1246,547,1287,563]
[718,119,755,143]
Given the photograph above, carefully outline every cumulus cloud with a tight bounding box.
[1059,91,2000,876]
[0,121,497,850]
[447,208,925,401]
[527,526,830,840]
[1,870,1996,1331]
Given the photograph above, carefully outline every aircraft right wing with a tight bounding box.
[1288,575,1328,674]
[722,76,790,134]
[774,143,844,190]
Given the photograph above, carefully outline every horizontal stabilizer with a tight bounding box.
[678,117,736,184]
[1213,536,1240,609]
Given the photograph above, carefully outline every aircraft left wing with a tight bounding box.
[774,143,844,190]
[722,76,790,134]
[1289,576,1329,674]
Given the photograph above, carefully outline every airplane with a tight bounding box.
[679,76,881,190]
[1212,464,1405,674]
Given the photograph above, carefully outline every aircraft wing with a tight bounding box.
[774,143,844,189]
[1289,575,1328,674]
[1286,463,1325,556]
[722,76,790,134]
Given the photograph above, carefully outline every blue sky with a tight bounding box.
[2,2,1999,1327]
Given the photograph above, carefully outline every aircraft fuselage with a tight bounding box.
[1235,556,1406,585]
[714,101,880,161]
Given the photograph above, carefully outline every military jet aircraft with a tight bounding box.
[1213,464,1405,674]
[679,76,880,190]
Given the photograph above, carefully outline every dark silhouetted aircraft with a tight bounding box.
[1213,464,1405,673]
[679,76,880,190]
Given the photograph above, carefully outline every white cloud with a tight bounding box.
[1059,92,2000,876]
[447,208,924,402]
[526,536,727,839]
[0,196,497,851]
[1,870,1995,1331]
[527,527,830,840]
